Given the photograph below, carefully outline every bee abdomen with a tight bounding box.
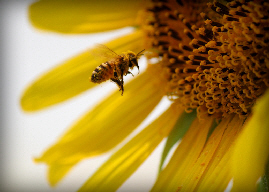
[91,61,113,83]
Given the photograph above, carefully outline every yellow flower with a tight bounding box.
[21,0,269,191]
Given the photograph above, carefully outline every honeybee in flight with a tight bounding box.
[90,44,145,95]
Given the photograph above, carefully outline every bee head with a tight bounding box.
[127,49,145,71]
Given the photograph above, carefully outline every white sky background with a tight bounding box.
[0,1,172,192]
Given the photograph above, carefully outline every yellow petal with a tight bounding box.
[196,116,244,191]
[35,65,164,185]
[29,0,149,33]
[178,116,233,192]
[151,116,214,192]
[78,103,184,192]
[21,30,144,111]
[231,89,269,192]
[47,163,76,187]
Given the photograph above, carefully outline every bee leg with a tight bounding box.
[121,68,124,77]
[127,71,134,77]
[120,74,124,95]
[120,80,124,95]
[110,78,121,88]
[114,71,118,77]
[110,78,124,95]
[136,65,140,74]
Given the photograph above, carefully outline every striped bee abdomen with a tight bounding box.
[91,61,114,83]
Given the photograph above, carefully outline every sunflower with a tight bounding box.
[21,0,269,191]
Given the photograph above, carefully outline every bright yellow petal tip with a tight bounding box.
[47,163,76,186]
[232,89,269,192]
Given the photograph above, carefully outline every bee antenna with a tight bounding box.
[137,49,145,58]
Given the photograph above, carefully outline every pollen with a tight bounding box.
[146,0,269,118]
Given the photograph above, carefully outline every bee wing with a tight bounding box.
[90,44,120,62]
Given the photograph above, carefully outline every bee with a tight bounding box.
[90,44,145,95]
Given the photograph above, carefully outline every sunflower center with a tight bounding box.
[146,0,269,118]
